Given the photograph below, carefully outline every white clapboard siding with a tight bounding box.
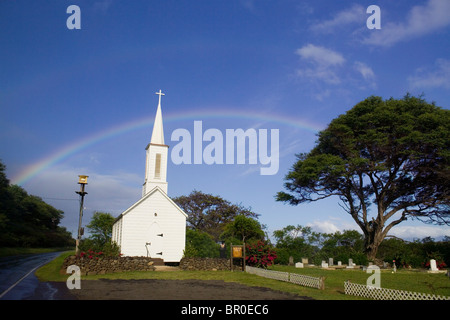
[112,186,187,262]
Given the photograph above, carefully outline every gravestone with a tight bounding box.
[289,256,294,266]
[346,258,354,268]
[301,258,308,265]
[328,258,333,266]
[321,261,328,268]
[427,258,446,273]
[295,262,304,268]
[430,259,437,271]
[337,261,342,266]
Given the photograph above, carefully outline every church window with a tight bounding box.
[154,153,161,179]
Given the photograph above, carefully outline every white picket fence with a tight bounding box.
[245,266,325,290]
[344,281,450,300]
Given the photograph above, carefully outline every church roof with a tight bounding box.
[113,186,188,224]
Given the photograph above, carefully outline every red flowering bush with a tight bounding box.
[80,249,103,260]
[245,241,277,269]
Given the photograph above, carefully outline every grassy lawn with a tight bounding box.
[36,251,450,300]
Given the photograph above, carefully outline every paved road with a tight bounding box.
[0,251,70,300]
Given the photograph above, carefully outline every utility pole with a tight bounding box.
[75,175,88,256]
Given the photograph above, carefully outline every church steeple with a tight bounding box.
[151,90,165,145]
[142,90,169,196]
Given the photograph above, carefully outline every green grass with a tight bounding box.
[35,251,74,282]
[36,252,450,300]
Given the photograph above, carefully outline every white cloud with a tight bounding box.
[354,61,375,81]
[307,218,358,234]
[308,220,340,234]
[363,0,450,47]
[296,44,345,67]
[23,164,141,236]
[305,218,449,241]
[295,45,376,92]
[387,225,450,240]
[295,44,345,84]
[310,4,365,33]
[408,58,450,89]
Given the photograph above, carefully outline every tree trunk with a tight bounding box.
[363,228,385,261]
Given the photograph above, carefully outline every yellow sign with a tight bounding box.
[232,246,242,258]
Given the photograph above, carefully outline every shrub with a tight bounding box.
[80,249,103,259]
[184,229,220,258]
[79,239,120,257]
[245,240,277,269]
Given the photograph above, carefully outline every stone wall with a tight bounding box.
[61,256,239,274]
[179,257,231,271]
[61,255,161,275]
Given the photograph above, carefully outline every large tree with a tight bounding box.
[277,95,449,260]
[173,190,259,241]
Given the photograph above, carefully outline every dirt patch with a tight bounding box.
[61,279,313,300]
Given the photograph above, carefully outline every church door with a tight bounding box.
[147,222,163,258]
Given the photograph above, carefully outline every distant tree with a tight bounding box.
[0,160,73,247]
[273,225,318,264]
[319,230,367,265]
[85,211,115,246]
[221,215,265,243]
[173,190,259,241]
[0,160,10,231]
[273,225,321,249]
[277,95,450,260]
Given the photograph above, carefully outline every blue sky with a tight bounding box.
[1,0,449,241]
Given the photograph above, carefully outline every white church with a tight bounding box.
[111,90,187,262]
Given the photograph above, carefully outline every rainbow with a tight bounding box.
[11,109,325,186]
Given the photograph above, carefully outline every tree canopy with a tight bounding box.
[277,95,449,260]
[220,214,265,243]
[86,211,115,246]
[80,211,120,256]
[173,190,259,241]
[0,160,74,248]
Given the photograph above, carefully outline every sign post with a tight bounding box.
[230,244,245,272]
[75,175,88,257]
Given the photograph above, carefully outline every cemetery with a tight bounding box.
[272,256,450,300]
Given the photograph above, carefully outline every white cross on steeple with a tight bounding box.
[155,89,165,106]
